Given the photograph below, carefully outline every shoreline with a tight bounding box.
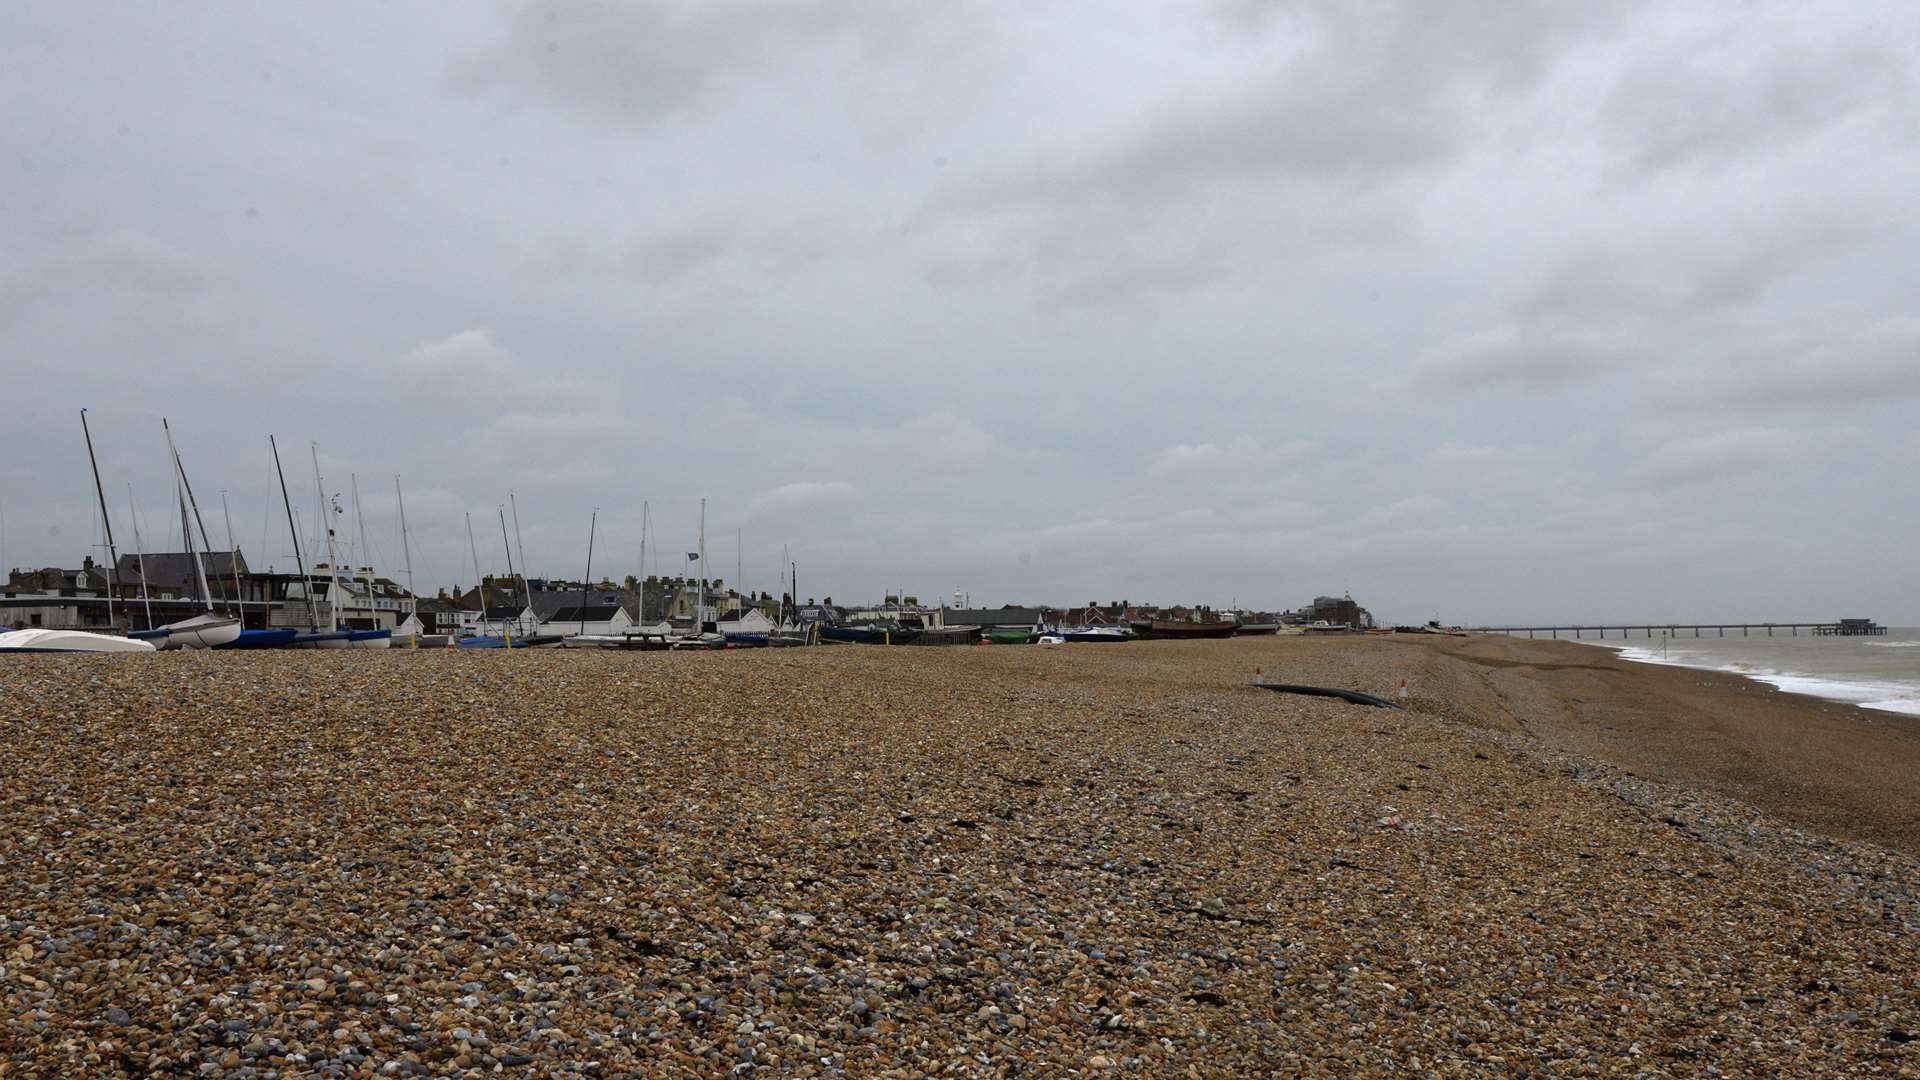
[1369,633,1920,856]
[1564,632,1920,718]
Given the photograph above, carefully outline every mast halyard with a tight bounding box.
[165,418,225,615]
[579,508,597,636]
[220,491,245,627]
[311,445,342,632]
[270,436,321,631]
[79,409,120,630]
[395,477,416,622]
[126,483,153,629]
[467,512,491,638]
[499,506,520,640]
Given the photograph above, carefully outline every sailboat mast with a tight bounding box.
[736,526,742,611]
[467,512,490,636]
[126,484,153,629]
[579,508,597,636]
[638,499,648,626]
[166,422,213,612]
[510,491,530,584]
[165,419,225,615]
[311,445,341,632]
[395,477,416,619]
[499,507,523,638]
[697,497,706,632]
[79,409,120,629]
[220,491,245,627]
[351,474,376,633]
[270,436,320,630]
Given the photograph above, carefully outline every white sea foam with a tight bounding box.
[1575,638,1920,717]
[1868,640,1920,648]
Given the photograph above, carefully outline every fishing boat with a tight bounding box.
[1147,618,1237,639]
[1303,621,1352,634]
[1061,626,1131,643]
[985,627,1035,645]
[563,632,671,650]
[821,624,920,645]
[908,625,977,646]
[1232,622,1280,636]
[0,629,157,654]
[458,632,563,649]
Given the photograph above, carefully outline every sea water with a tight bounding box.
[1580,627,1920,717]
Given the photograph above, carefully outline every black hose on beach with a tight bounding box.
[1254,682,1403,709]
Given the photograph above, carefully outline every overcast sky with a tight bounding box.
[3,1,1917,624]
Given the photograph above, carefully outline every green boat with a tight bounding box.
[986,628,1035,645]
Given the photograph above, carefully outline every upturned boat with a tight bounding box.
[0,629,157,654]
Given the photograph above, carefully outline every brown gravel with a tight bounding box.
[2,639,1918,1077]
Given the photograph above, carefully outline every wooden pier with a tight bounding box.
[1470,619,1887,639]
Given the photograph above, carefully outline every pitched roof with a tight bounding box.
[547,604,623,623]
[943,606,1045,626]
[113,551,248,595]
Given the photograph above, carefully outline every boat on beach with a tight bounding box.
[130,612,243,650]
[1146,618,1237,639]
[1060,626,1131,643]
[458,633,563,649]
[219,627,300,649]
[822,624,920,645]
[0,629,157,654]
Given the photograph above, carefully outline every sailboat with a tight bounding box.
[284,443,387,647]
[456,501,560,648]
[128,421,241,649]
[344,475,392,649]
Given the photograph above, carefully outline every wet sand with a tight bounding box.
[1343,632,1920,856]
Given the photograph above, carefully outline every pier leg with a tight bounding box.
[1792,626,1797,636]
[1767,627,1772,636]
[1694,627,1700,637]
[1719,627,1723,637]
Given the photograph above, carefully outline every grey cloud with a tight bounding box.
[1733,318,1920,407]
[2,1,1917,624]
[1,229,209,330]
[1649,317,1920,411]
[453,0,995,128]
[1636,426,1809,488]
[1602,11,1917,172]
[1407,324,1613,393]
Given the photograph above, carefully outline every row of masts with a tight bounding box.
[80,409,421,634]
[79,412,792,639]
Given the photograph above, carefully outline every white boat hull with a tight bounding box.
[0,629,157,653]
[134,614,243,650]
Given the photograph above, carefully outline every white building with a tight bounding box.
[540,604,635,637]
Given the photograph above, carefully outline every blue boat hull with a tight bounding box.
[219,628,299,649]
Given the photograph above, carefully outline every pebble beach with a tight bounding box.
[3,637,1918,1077]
